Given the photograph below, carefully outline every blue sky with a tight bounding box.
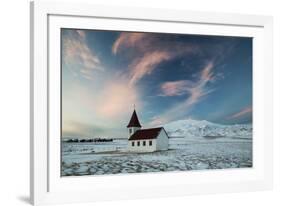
[61,29,252,138]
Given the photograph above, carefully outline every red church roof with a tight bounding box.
[129,127,167,140]
[127,110,142,128]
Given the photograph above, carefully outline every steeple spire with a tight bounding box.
[127,109,142,128]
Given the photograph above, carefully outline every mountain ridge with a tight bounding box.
[162,119,252,138]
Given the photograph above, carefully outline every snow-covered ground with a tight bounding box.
[62,119,252,176]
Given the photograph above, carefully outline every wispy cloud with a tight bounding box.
[113,32,199,86]
[227,106,252,120]
[112,32,146,54]
[160,80,195,96]
[111,32,220,126]
[76,30,86,39]
[63,31,144,136]
[63,30,103,80]
[150,62,215,125]
[128,51,171,85]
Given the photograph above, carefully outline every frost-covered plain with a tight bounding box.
[62,120,252,176]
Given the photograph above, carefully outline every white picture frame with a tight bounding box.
[30,0,273,205]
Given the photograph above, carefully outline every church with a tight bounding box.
[127,109,169,153]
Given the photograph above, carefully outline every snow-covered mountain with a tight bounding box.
[163,119,252,138]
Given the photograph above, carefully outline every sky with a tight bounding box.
[61,29,252,138]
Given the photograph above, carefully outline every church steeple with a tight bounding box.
[127,109,142,128]
[127,109,142,138]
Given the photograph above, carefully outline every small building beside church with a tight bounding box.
[127,109,169,153]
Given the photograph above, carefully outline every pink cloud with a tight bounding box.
[62,77,142,129]
[182,62,215,106]
[201,62,214,81]
[63,30,103,79]
[76,30,86,39]
[160,62,214,97]
[95,79,141,119]
[112,33,199,86]
[161,80,194,96]
[128,51,171,85]
[112,32,147,54]
[228,106,252,119]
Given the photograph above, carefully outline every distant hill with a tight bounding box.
[163,119,252,138]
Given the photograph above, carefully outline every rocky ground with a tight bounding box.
[61,141,252,176]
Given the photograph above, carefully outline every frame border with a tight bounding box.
[30,0,273,205]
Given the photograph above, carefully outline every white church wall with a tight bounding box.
[127,139,156,152]
[156,129,169,151]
